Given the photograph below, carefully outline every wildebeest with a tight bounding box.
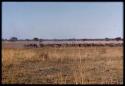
[24,44,38,48]
[24,41,123,48]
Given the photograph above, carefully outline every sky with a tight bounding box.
[2,2,123,39]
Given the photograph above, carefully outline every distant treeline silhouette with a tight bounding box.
[2,37,123,41]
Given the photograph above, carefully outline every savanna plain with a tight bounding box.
[2,46,123,84]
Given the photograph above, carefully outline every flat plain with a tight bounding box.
[2,44,123,84]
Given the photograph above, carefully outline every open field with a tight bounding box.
[2,46,123,84]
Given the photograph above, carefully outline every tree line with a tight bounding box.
[2,37,123,41]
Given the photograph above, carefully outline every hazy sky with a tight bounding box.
[2,2,123,39]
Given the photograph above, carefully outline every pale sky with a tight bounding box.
[2,2,123,39]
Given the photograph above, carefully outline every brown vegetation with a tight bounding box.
[2,46,123,84]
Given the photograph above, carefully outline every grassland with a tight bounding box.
[2,46,123,84]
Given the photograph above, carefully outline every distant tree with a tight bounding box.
[105,38,110,41]
[82,39,87,41]
[10,37,18,41]
[115,37,122,41]
[33,37,39,41]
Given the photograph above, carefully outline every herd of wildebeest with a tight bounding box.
[24,42,123,48]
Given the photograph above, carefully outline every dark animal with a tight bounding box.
[24,44,38,48]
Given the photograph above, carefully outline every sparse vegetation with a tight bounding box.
[2,46,123,84]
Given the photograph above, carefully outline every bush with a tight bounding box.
[10,37,18,41]
[115,37,122,41]
[33,37,39,41]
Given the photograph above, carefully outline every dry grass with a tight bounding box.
[2,46,123,84]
